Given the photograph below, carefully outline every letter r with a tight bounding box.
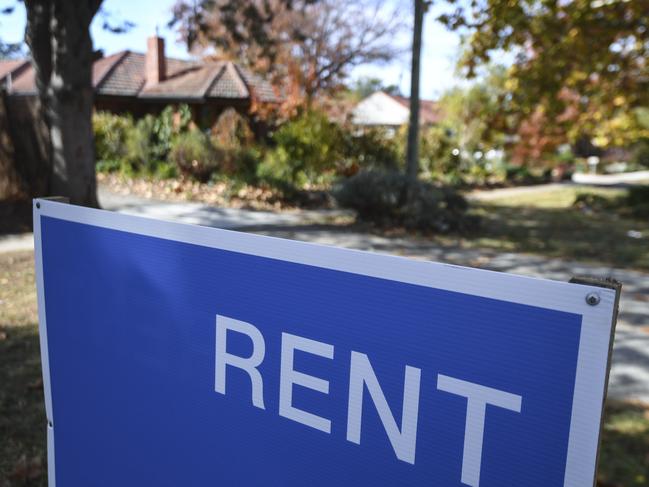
[215,315,266,409]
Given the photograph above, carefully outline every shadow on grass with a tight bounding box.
[598,401,649,487]
[238,200,649,272]
[0,324,46,487]
[469,202,649,271]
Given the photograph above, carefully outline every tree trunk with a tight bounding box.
[25,0,102,207]
[405,0,425,185]
[23,0,53,195]
[0,93,24,200]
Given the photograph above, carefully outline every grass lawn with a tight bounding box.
[1,249,648,485]
[0,251,45,487]
[453,186,649,271]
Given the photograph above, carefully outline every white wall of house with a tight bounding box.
[351,91,410,127]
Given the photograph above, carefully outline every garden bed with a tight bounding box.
[98,173,333,211]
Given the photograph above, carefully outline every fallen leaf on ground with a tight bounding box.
[10,455,43,482]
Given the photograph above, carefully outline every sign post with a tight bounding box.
[34,198,620,487]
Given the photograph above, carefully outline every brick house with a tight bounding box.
[0,36,278,127]
[0,37,279,199]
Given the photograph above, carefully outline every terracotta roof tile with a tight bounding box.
[236,65,278,103]
[96,52,145,96]
[167,57,199,77]
[207,63,248,99]
[389,94,442,125]
[0,59,29,82]
[92,51,128,89]
[4,50,278,104]
[9,65,36,94]
[141,64,224,99]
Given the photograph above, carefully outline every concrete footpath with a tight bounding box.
[2,186,647,402]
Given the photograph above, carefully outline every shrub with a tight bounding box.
[169,130,221,182]
[125,115,178,175]
[93,112,135,171]
[627,185,649,218]
[231,147,262,182]
[122,105,193,176]
[631,139,649,168]
[341,128,400,176]
[572,186,649,219]
[418,126,459,177]
[154,105,193,157]
[211,108,254,150]
[96,158,129,175]
[153,162,178,180]
[572,193,615,212]
[627,185,649,206]
[210,109,259,179]
[504,164,547,185]
[257,110,345,188]
[333,170,475,233]
[257,146,302,189]
[125,115,158,172]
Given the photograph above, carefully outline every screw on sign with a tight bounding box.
[586,292,601,306]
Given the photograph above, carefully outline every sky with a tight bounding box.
[0,0,466,100]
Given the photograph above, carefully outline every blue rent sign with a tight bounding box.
[34,199,617,487]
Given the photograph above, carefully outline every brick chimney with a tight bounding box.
[145,36,166,87]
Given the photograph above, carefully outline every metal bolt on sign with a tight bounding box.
[586,292,601,306]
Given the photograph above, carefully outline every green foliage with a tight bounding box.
[93,112,135,173]
[94,105,195,179]
[441,0,649,149]
[211,108,253,150]
[95,158,129,175]
[572,193,615,213]
[350,77,401,99]
[92,106,261,184]
[0,40,23,59]
[439,68,509,150]
[626,185,649,218]
[344,128,400,173]
[415,125,463,183]
[257,110,346,188]
[210,108,259,179]
[258,110,399,190]
[392,68,517,184]
[598,401,649,487]
[572,185,649,219]
[151,104,193,160]
[426,67,516,181]
[631,139,649,169]
[169,129,221,183]
[395,121,506,187]
[627,186,649,206]
[334,170,474,233]
[124,115,160,172]
[125,105,193,174]
[153,162,178,180]
[230,147,262,183]
[504,165,547,185]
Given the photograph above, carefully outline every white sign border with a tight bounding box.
[33,198,617,487]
